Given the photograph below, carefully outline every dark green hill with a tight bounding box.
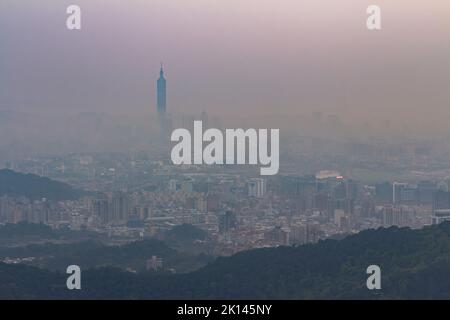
[165,224,209,243]
[0,237,212,274]
[0,169,84,200]
[0,222,56,240]
[3,223,450,299]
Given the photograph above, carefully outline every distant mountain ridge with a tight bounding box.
[0,169,84,200]
[3,222,450,299]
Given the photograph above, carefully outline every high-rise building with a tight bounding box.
[157,64,166,116]
[375,182,393,203]
[417,181,436,205]
[382,206,409,227]
[156,64,172,150]
[393,182,416,205]
[219,210,237,234]
[431,190,450,224]
[265,226,289,246]
[169,179,178,192]
[111,191,129,223]
[248,178,266,198]
[186,194,207,213]
[92,196,110,225]
[181,180,193,194]
[432,209,450,225]
[433,190,450,211]
[334,209,346,227]
[207,194,220,212]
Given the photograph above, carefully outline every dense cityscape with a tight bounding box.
[2,63,450,279]
[3,142,450,258]
[1,1,450,303]
[3,62,450,264]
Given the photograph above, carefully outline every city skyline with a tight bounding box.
[1,1,449,126]
[1,0,450,302]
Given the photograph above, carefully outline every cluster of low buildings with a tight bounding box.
[2,153,450,256]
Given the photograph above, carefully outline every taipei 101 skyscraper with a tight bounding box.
[156,64,171,152]
[157,64,166,116]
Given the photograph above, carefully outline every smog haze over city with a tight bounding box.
[1,0,450,303]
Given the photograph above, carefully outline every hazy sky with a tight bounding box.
[1,0,449,124]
